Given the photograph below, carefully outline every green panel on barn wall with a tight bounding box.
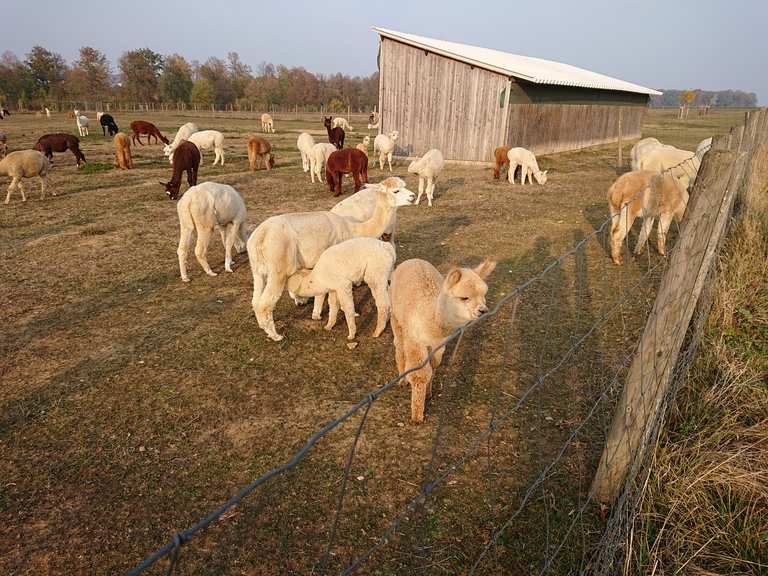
[507,78,649,106]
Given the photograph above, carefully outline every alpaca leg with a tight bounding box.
[325,292,339,330]
[39,176,48,200]
[224,224,238,272]
[391,314,406,375]
[387,152,393,172]
[177,226,195,282]
[634,215,655,256]
[426,178,435,207]
[219,147,225,166]
[508,163,516,184]
[194,226,217,277]
[312,294,325,320]
[5,177,18,204]
[334,286,357,339]
[416,177,425,205]
[379,153,385,170]
[610,206,636,265]
[406,342,433,423]
[16,180,26,202]
[656,213,674,257]
[353,171,362,192]
[257,273,287,341]
[369,282,391,337]
[251,272,266,325]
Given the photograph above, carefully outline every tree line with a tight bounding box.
[650,89,758,108]
[0,46,380,112]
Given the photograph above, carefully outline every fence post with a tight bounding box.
[617,110,623,169]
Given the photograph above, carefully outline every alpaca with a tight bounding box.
[493,145,511,179]
[0,150,51,204]
[638,145,700,191]
[324,116,345,149]
[187,130,226,165]
[248,136,275,171]
[608,170,688,265]
[261,113,275,133]
[161,141,200,200]
[113,133,133,170]
[367,111,380,130]
[309,142,337,183]
[34,133,86,166]
[100,113,119,137]
[373,131,398,171]
[45,107,51,119]
[507,147,547,185]
[130,120,169,146]
[0,108,10,119]
[390,258,496,423]
[75,111,90,137]
[408,148,445,206]
[630,137,661,171]
[163,122,199,160]
[355,135,370,155]
[287,238,396,340]
[176,182,249,282]
[325,148,369,196]
[297,132,316,173]
[332,117,354,131]
[247,177,414,341]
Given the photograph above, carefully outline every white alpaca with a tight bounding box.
[373,130,399,171]
[287,238,396,339]
[247,176,414,341]
[261,113,275,133]
[408,149,445,206]
[507,147,547,185]
[309,142,337,183]
[0,150,51,204]
[355,136,370,155]
[75,111,90,137]
[176,182,248,282]
[187,130,226,166]
[332,117,354,131]
[630,137,662,171]
[638,145,700,191]
[163,122,199,162]
[297,132,316,173]
[45,107,51,119]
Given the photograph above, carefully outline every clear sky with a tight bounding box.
[5,0,765,102]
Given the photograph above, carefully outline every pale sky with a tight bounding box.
[5,0,765,102]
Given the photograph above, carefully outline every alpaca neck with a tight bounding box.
[434,292,464,336]
[347,200,393,238]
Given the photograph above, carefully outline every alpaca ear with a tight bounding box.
[444,268,462,288]
[474,259,497,279]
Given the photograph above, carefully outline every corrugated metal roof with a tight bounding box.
[373,27,662,97]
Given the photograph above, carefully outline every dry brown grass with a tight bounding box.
[0,108,749,575]
[628,142,768,575]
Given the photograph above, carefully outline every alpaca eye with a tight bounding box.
[460,297,470,302]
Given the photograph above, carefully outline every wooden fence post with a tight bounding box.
[617,110,623,169]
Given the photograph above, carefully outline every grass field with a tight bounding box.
[0,107,747,574]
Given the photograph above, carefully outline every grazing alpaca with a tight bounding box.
[507,147,547,185]
[113,132,133,169]
[34,133,86,166]
[163,122,199,161]
[638,145,700,191]
[100,113,119,137]
[367,111,380,130]
[261,113,275,133]
[247,177,414,341]
[325,148,369,196]
[161,141,200,200]
[309,142,337,184]
[186,130,226,165]
[373,131,398,171]
[176,182,248,282]
[355,135,370,155]
[0,150,51,204]
[287,238,396,339]
[0,132,7,159]
[332,117,354,131]
[324,116,345,149]
[247,136,275,171]
[297,132,315,172]
[493,145,511,179]
[74,111,90,137]
[608,170,688,265]
[408,148,445,206]
[130,120,169,146]
[390,258,496,422]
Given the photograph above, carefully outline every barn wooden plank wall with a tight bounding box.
[379,37,647,162]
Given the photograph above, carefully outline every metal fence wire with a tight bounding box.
[124,109,766,575]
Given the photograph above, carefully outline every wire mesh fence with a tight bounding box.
[121,109,765,575]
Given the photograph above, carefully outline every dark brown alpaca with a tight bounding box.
[325,148,368,196]
[324,116,345,149]
[130,120,169,146]
[34,133,87,166]
[160,141,200,199]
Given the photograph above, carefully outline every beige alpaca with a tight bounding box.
[355,135,370,154]
[113,133,133,169]
[373,131,399,171]
[248,136,275,171]
[310,142,337,183]
[1,150,50,204]
[287,238,396,339]
[390,258,496,423]
[176,182,248,282]
[247,177,414,341]
[637,145,700,191]
[261,113,275,133]
[608,170,688,265]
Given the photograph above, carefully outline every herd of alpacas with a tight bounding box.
[0,109,711,422]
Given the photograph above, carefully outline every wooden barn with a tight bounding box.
[373,27,662,162]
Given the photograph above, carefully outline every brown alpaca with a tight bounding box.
[323,116,345,149]
[390,258,496,423]
[113,132,133,169]
[325,148,368,196]
[247,136,275,171]
[160,141,200,200]
[34,133,86,166]
[130,120,169,146]
[493,145,510,179]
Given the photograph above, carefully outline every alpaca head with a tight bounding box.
[534,170,548,185]
[287,269,313,301]
[375,176,414,207]
[160,181,181,200]
[389,130,399,141]
[323,116,332,129]
[439,260,496,328]
[163,144,173,157]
